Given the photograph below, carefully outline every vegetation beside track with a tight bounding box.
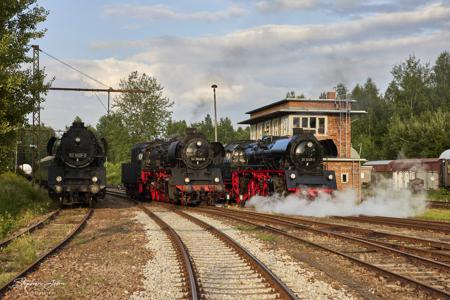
[0,173,56,239]
[417,209,450,221]
[427,189,450,202]
[106,162,122,186]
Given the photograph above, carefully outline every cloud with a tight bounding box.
[103,3,246,22]
[43,3,450,130]
[254,0,446,14]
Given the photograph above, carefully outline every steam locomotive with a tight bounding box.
[122,128,225,205]
[35,121,107,206]
[224,129,338,204]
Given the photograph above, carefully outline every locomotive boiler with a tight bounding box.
[35,121,107,206]
[122,128,225,205]
[224,129,338,204]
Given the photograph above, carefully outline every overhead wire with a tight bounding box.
[39,48,110,111]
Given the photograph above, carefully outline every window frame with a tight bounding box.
[291,115,327,135]
[341,173,349,183]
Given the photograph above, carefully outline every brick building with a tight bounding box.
[238,91,367,198]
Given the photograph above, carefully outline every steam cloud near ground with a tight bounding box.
[246,179,427,218]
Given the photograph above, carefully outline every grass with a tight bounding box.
[0,172,57,239]
[236,224,256,232]
[106,162,121,186]
[417,209,450,221]
[427,188,450,201]
[255,232,278,242]
[0,235,42,286]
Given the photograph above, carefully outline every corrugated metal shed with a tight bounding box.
[439,149,450,160]
[363,160,392,172]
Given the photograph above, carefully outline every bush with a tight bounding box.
[0,172,55,238]
[106,162,122,186]
[427,188,450,201]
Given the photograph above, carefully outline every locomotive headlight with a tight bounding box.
[92,176,98,183]
[55,185,63,194]
[290,173,296,180]
[56,176,62,183]
[328,174,334,180]
[214,177,220,183]
[307,141,313,148]
[184,177,190,184]
[75,137,81,143]
[196,140,202,147]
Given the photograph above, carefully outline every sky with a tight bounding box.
[34,0,450,131]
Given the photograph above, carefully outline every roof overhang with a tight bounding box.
[238,108,367,124]
[246,98,357,114]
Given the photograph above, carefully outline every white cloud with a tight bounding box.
[43,3,450,129]
[103,4,246,22]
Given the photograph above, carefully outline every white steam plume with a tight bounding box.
[246,179,427,218]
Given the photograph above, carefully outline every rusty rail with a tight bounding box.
[0,209,61,249]
[197,208,450,299]
[0,208,92,296]
[174,209,299,300]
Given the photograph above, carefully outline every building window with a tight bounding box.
[292,116,327,135]
[264,121,271,136]
[341,173,349,183]
[272,119,279,136]
[257,123,263,139]
[250,125,256,140]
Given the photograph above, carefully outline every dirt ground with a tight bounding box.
[2,195,151,300]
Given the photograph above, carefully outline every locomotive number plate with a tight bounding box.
[69,152,88,158]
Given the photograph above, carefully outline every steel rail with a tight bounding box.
[196,208,450,299]
[206,208,450,270]
[333,216,450,233]
[107,191,200,300]
[0,208,93,296]
[138,205,200,300]
[0,209,61,249]
[174,209,299,300]
[222,208,450,253]
[428,201,450,210]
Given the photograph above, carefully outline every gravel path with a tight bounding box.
[153,209,279,300]
[186,211,356,300]
[132,211,186,300]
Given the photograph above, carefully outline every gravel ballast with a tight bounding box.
[186,211,356,300]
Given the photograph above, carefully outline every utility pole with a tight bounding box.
[211,84,218,142]
[31,45,40,186]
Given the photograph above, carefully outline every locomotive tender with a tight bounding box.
[224,129,338,204]
[36,121,107,206]
[122,128,225,205]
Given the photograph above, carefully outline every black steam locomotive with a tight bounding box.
[224,129,338,204]
[35,121,107,206]
[122,128,225,205]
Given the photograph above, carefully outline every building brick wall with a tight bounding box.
[324,160,361,200]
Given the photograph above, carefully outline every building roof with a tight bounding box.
[439,149,450,159]
[363,160,392,166]
[245,98,357,115]
[238,108,367,124]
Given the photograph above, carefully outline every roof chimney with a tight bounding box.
[326,91,336,100]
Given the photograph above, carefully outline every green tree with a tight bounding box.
[385,55,432,119]
[96,113,130,163]
[0,0,49,172]
[336,83,348,99]
[113,71,173,143]
[166,119,188,138]
[351,78,389,159]
[384,110,450,158]
[432,51,450,111]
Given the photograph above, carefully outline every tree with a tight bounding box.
[0,0,49,172]
[385,55,432,119]
[351,78,389,159]
[432,51,450,111]
[96,113,130,163]
[113,71,173,143]
[336,83,348,99]
[166,119,188,138]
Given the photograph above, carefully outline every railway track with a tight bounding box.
[428,201,450,210]
[0,208,92,296]
[0,209,61,249]
[107,192,298,299]
[333,215,450,234]
[196,207,450,299]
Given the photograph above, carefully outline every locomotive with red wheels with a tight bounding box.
[224,129,338,205]
[121,128,225,205]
